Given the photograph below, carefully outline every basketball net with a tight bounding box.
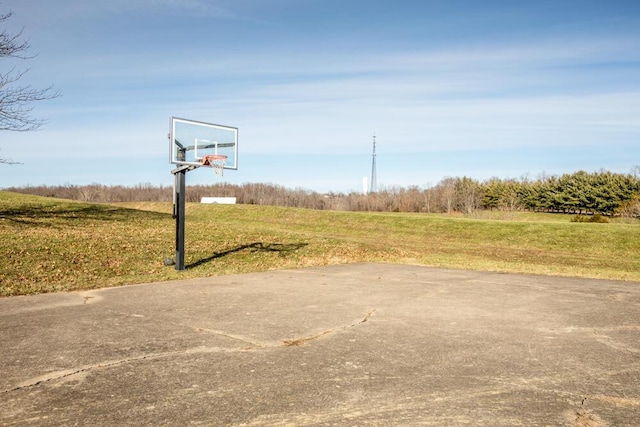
[201,155,227,177]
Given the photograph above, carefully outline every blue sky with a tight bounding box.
[1,0,639,193]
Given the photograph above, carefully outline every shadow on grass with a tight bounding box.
[0,204,171,227]
[186,242,309,269]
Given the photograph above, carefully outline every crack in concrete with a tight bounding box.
[2,346,251,394]
[3,309,377,393]
[283,309,376,347]
[104,308,268,348]
[2,354,162,394]
[192,327,269,348]
[570,406,608,427]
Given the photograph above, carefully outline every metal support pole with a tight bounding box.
[174,168,186,271]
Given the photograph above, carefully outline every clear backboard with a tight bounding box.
[170,117,238,169]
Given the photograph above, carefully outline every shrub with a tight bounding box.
[590,214,609,223]
[571,215,587,222]
[571,214,609,223]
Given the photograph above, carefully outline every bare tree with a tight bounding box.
[435,177,457,214]
[1,9,60,163]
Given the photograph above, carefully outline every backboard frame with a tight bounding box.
[169,117,238,169]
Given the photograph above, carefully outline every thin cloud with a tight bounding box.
[108,0,237,18]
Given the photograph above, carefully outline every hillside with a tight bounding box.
[1,191,639,296]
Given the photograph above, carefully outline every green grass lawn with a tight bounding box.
[1,191,639,296]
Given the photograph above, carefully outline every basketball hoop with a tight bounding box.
[200,154,227,176]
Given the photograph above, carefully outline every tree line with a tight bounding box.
[5,169,640,217]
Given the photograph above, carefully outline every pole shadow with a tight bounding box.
[186,242,308,269]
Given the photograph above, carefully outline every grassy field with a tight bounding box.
[1,191,639,296]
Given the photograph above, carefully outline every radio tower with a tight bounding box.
[369,134,377,193]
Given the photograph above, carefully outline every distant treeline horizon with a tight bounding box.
[5,169,640,217]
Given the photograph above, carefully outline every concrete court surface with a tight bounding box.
[1,263,639,426]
